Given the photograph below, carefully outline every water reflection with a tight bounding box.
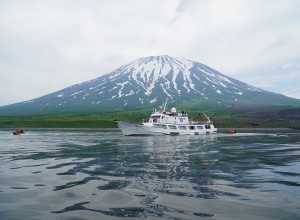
[0,130,299,219]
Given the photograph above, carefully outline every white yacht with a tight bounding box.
[116,100,217,136]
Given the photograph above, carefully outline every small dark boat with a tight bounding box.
[13,130,25,135]
[226,129,237,134]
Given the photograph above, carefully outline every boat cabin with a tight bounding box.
[143,108,189,125]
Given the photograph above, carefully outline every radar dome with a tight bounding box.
[171,107,176,113]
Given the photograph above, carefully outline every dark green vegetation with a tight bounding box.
[1,108,299,129]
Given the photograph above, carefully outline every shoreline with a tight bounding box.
[0,128,120,131]
[1,127,297,131]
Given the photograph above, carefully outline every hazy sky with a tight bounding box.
[1,0,300,106]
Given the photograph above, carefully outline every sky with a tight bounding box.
[1,0,300,106]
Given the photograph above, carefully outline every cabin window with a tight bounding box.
[205,125,211,129]
[169,125,177,130]
[197,126,204,129]
[153,118,159,123]
[188,126,196,130]
[163,125,168,129]
[178,126,187,130]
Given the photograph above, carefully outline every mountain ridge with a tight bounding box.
[0,55,299,116]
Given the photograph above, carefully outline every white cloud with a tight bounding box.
[0,0,300,105]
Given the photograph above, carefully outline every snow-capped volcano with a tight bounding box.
[99,55,261,104]
[0,55,298,115]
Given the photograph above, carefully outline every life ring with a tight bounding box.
[180,118,183,122]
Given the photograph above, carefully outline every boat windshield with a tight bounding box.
[150,116,160,119]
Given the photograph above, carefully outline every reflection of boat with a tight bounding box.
[13,130,25,135]
[226,129,237,134]
[116,99,217,136]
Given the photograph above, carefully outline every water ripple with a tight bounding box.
[0,130,299,219]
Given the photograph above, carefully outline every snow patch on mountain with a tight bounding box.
[150,97,157,103]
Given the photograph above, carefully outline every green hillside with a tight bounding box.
[1,108,299,129]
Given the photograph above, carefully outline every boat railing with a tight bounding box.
[189,120,211,125]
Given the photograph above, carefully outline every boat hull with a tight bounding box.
[116,121,162,136]
[116,121,217,136]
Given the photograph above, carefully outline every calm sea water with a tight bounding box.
[0,129,299,220]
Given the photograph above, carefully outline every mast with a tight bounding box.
[203,113,211,123]
[162,98,168,112]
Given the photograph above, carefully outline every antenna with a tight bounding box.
[163,97,168,112]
